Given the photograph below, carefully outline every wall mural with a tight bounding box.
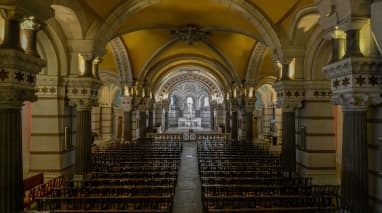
[168,81,211,128]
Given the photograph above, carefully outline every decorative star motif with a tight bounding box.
[49,87,56,94]
[72,88,78,94]
[321,91,326,96]
[333,79,340,89]
[81,88,87,94]
[286,91,292,97]
[368,75,378,86]
[41,87,48,93]
[313,91,319,97]
[27,73,35,84]
[355,75,366,87]
[294,91,300,97]
[15,72,24,82]
[342,77,350,87]
[0,69,9,81]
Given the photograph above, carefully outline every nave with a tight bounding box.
[24,139,339,213]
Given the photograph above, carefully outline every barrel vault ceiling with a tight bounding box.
[75,0,315,83]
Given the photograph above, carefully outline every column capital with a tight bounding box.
[120,96,134,112]
[323,57,382,108]
[66,77,102,111]
[273,80,305,111]
[0,49,45,108]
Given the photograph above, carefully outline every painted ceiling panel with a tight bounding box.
[208,32,256,80]
[116,0,260,37]
[122,30,172,78]
[99,44,118,72]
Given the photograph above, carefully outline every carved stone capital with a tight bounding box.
[120,96,134,112]
[304,81,331,101]
[0,49,45,108]
[273,80,304,111]
[331,92,382,109]
[323,57,382,108]
[66,77,102,111]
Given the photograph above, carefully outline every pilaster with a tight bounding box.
[296,81,337,184]
[273,80,304,173]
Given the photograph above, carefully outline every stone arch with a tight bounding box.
[154,66,225,104]
[245,42,267,84]
[51,0,88,39]
[288,5,320,44]
[304,26,331,81]
[141,54,238,87]
[109,37,134,85]
[90,0,283,61]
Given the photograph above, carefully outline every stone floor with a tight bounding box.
[172,142,203,213]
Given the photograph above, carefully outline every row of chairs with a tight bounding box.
[197,140,339,212]
[28,140,182,212]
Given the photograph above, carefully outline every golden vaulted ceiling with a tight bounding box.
[81,0,315,83]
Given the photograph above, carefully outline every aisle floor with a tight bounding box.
[172,142,203,213]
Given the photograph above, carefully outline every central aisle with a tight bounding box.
[172,142,203,213]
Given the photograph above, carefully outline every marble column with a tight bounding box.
[210,108,215,130]
[225,111,231,132]
[139,109,146,139]
[74,107,92,175]
[124,111,132,142]
[341,107,368,212]
[164,110,169,130]
[231,111,238,140]
[246,111,253,141]
[0,108,24,213]
[281,110,296,173]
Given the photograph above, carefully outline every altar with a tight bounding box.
[178,117,201,128]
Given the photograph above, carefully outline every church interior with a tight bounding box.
[1,0,382,212]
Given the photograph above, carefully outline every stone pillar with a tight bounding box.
[138,104,147,139]
[0,9,47,212]
[323,56,382,213]
[281,109,296,173]
[341,106,368,212]
[68,76,102,177]
[162,101,169,130]
[231,103,238,140]
[210,102,217,130]
[0,108,24,212]
[245,98,255,142]
[74,106,92,174]
[273,80,304,173]
[224,102,231,132]
[20,17,41,56]
[147,101,154,131]
[154,102,163,130]
[121,96,133,142]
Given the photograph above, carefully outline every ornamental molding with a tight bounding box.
[66,77,102,111]
[323,57,382,107]
[273,80,305,111]
[331,92,382,108]
[0,49,45,108]
[304,81,331,101]
[170,25,209,45]
[35,75,66,98]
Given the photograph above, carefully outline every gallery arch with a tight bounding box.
[1,1,382,212]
